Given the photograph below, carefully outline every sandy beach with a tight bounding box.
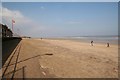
[1,2,118,79]
[1,38,118,78]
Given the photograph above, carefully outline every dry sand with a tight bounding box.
[1,38,118,78]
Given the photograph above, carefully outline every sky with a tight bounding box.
[1,0,120,2]
[1,2,118,38]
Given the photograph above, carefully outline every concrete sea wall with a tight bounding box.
[2,37,22,66]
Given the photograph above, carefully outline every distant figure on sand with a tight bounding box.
[41,38,42,40]
[91,41,93,46]
[107,43,110,47]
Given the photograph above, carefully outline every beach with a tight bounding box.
[1,2,118,79]
[1,38,118,78]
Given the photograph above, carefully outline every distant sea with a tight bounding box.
[50,36,119,45]
[70,36,118,44]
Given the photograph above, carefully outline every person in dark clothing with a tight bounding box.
[91,41,93,46]
[107,43,110,47]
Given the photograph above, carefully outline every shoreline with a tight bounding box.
[35,37,118,46]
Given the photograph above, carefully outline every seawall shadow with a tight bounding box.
[2,37,22,66]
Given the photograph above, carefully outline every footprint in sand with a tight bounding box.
[113,67,118,73]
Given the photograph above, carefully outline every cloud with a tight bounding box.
[1,7,32,25]
[2,7,24,18]
[67,21,82,25]
[1,7,40,37]
[40,6,45,9]
[0,5,2,23]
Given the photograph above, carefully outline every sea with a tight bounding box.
[50,36,119,45]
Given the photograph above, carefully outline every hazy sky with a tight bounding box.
[2,2,118,37]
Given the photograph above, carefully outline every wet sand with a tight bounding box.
[1,38,118,78]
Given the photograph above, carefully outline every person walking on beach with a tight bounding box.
[107,43,110,47]
[91,41,93,46]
